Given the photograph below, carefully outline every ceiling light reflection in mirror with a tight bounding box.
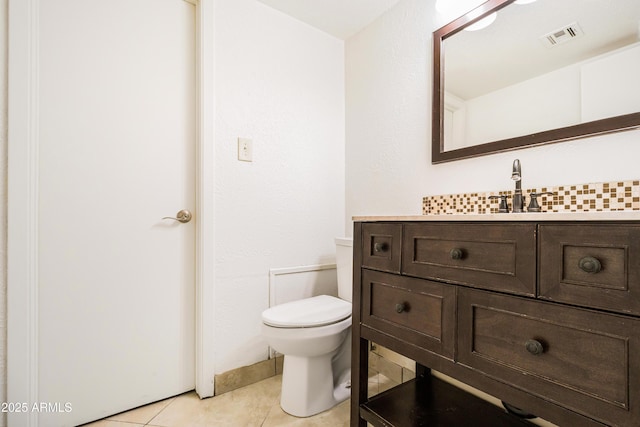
[435,0,517,31]
[435,0,485,24]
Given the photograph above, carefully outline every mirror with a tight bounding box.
[432,0,640,163]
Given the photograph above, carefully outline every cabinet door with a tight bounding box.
[402,223,536,296]
[361,270,455,359]
[539,224,640,315]
[458,288,640,427]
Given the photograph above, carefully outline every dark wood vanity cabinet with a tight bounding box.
[351,220,640,427]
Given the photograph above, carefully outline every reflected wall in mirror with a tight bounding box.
[432,0,640,163]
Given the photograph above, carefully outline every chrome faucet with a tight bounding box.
[511,159,524,212]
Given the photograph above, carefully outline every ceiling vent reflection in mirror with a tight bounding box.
[541,22,584,47]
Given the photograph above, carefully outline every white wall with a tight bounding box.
[345,0,433,226]
[461,66,580,146]
[345,0,640,232]
[582,43,640,121]
[449,42,640,148]
[213,0,345,373]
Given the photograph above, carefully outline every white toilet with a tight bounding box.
[261,237,353,417]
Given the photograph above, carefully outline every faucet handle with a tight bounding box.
[488,195,509,213]
[527,192,555,212]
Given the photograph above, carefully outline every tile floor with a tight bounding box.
[82,373,398,427]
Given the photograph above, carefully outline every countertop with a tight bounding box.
[353,211,640,222]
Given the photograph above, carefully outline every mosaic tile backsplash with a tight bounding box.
[423,180,640,215]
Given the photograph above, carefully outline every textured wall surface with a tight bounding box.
[345,0,640,233]
[345,0,434,229]
[213,0,345,373]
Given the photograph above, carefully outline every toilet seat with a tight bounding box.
[262,295,351,328]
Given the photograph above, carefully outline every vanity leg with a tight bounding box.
[416,363,431,379]
[351,222,367,427]
[351,337,368,427]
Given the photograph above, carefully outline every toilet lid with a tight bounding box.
[262,295,351,328]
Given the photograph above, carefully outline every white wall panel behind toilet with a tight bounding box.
[267,263,338,357]
[269,264,338,307]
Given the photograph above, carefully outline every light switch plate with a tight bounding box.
[238,138,253,162]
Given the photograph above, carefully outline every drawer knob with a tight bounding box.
[395,303,408,313]
[578,256,602,273]
[374,242,389,253]
[525,339,544,356]
[450,248,464,260]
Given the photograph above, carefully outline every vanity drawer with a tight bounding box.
[361,223,402,273]
[539,224,640,315]
[458,288,640,426]
[361,270,455,359]
[402,223,536,296]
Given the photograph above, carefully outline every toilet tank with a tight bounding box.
[335,237,353,303]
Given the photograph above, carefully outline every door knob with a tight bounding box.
[163,209,192,223]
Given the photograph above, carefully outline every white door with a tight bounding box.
[15,1,195,425]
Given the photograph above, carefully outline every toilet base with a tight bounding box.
[280,354,351,417]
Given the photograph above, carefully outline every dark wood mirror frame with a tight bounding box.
[432,0,640,164]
